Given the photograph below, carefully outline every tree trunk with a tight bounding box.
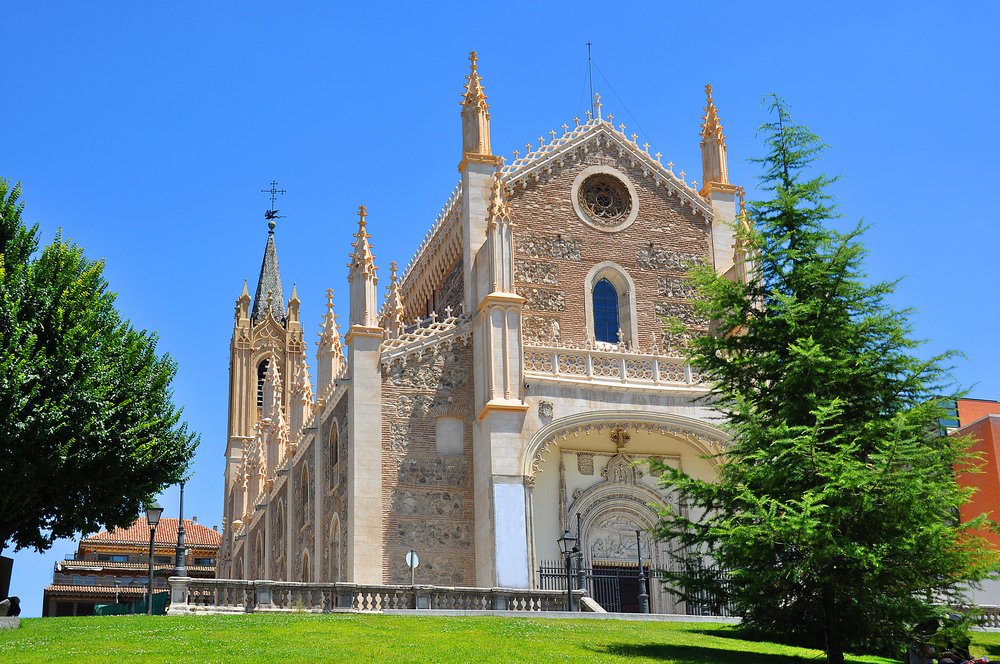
[823,583,845,664]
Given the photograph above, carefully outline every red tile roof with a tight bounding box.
[44,584,149,596]
[82,518,221,548]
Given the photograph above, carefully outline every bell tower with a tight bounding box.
[220,201,308,578]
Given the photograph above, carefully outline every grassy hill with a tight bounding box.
[0,613,925,663]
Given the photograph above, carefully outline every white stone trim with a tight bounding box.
[571,165,640,233]
[583,261,638,348]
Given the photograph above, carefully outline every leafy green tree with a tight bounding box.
[653,98,994,663]
[0,179,197,553]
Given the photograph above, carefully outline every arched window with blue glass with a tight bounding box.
[593,278,620,344]
[585,262,636,348]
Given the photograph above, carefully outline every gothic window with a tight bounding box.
[329,422,339,470]
[256,359,269,410]
[593,278,620,344]
[585,262,636,348]
[300,465,311,524]
[329,514,341,582]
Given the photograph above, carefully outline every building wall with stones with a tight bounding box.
[511,139,711,352]
[380,339,476,586]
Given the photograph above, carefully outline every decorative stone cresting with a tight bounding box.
[380,310,472,367]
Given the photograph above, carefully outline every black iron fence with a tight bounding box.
[537,559,736,616]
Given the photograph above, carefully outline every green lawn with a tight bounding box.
[0,613,911,663]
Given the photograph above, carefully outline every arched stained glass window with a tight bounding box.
[593,278,620,344]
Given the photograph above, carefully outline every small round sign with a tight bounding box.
[405,550,419,569]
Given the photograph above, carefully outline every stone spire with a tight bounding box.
[251,226,285,324]
[485,170,515,293]
[384,261,405,337]
[700,84,729,188]
[259,356,289,477]
[236,279,251,321]
[289,347,313,450]
[316,288,344,397]
[347,205,379,329]
[287,283,300,323]
[460,51,496,167]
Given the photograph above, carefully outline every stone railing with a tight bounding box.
[523,345,702,388]
[167,577,582,615]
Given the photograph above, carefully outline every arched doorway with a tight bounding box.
[524,411,727,613]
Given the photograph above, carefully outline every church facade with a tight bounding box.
[219,53,744,613]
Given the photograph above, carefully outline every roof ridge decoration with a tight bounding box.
[380,308,473,366]
[462,51,489,113]
[347,205,378,280]
[499,115,712,218]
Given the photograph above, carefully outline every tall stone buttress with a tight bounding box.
[344,205,384,583]
[221,220,305,578]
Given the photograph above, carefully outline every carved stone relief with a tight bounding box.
[523,316,561,344]
[577,453,594,475]
[636,247,704,271]
[516,235,582,261]
[514,259,558,285]
[523,288,565,312]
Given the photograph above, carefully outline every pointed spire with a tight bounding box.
[251,229,285,324]
[236,279,251,320]
[700,83,730,187]
[316,288,345,395]
[459,50,494,164]
[384,261,405,337]
[461,50,489,112]
[347,205,378,280]
[287,283,300,322]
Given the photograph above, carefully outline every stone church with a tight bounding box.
[219,52,743,613]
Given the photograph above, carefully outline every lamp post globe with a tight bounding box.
[145,502,164,615]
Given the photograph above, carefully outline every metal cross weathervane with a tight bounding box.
[261,180,286,231]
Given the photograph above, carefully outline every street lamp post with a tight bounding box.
[145,502,164,615]
[174,482,187,578]
[635,530,649,614]
[557,530,578,612]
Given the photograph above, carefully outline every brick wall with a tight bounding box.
[380,339,476,586]
[510,142,711,352]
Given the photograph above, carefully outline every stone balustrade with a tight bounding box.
[523,345,702,388]
[167,577,583,615]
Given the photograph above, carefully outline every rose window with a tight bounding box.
[578,174,632,225]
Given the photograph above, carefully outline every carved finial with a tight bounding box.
[562,123,569,133]
[701,83,725,143]
[549,129,556,141]
[679,170,686,181]
[737,185,747,214]
[606,113,614,124]
[513,149,520,159]
[585,110,592,120]
[643,142,649,152]
[384,262,405,336]
[430,310,438,322]
[525,143,532,153]
[619,123,626,133]
[348,205,377,278]
[573,117,580,126]
[444,305,453,318]
[461,50,488,111]
[631,133,638,143]
[692,179,698,190]
[655,152,662,162]
[611,426,630,450]
[594,92,602,119]
[667,160,674,172]
[537,136,544,148]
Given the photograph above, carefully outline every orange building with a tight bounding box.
[42,518,220,617]
[953,399,1000,548]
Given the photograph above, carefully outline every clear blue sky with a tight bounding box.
[3,2,998,617]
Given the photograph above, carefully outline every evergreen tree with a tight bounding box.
[653,98,995,663]
[0,179,197,554]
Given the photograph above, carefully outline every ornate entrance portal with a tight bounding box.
[524,411,728,613]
